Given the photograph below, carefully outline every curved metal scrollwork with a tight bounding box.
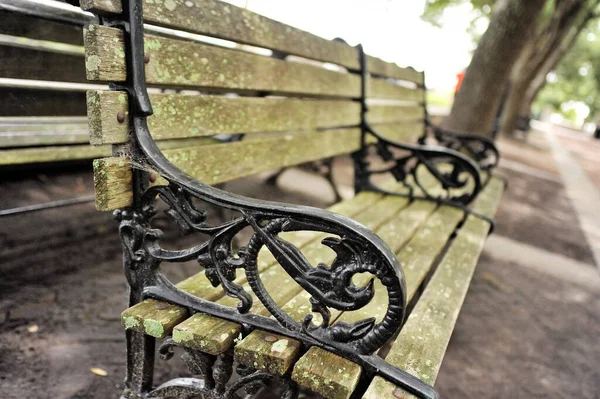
[425,120,500,172]
[112,1,438,399]
[355,121,483,206]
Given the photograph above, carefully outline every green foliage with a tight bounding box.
[535,20,600,121]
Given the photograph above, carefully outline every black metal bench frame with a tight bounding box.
[94,1,500,399]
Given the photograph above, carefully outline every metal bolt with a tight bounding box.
[144,54,150,64]
[264,335,278,343]
[149,172,157,183]
[392,388,405,398]
[117,111,126,123]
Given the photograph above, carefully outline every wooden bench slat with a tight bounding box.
[81,0,423,84]
[363,179,504,399]
[84,25,421,102]
[0,43,85,83]
[93,128,361,210]
[0,135,214,167]
[87,90,361,145]
[367,78,423,102]
[0,144,111,166]
[366,55,424,85]
[81,0,360,70]
[0,124,89,147]
[87,90,423,145]
[120,191,385,339]
[84,25,360,98]
[0,88,86,116]
[367,105,425,125]
[371,122,424,143]
[0,9,84,45]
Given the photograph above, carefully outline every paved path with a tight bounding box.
[532,121,600,269]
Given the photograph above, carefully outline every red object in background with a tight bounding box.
[455,70,466,94]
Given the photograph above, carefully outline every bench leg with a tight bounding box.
[122,330,155,399]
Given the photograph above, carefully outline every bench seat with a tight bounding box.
[120,175,504,399]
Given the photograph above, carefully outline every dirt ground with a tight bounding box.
[1,128,600,398]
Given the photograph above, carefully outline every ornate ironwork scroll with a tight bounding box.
[353,45,486,220]
[103,1,439,399]
[423,120,500,172]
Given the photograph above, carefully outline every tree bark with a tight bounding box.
[498,0,593,137]
[442,0,546,137]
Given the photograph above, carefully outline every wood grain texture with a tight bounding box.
[367,105,425,125]
[0,88,86,117]
[367,78,423,102]
[81,0,423,83]
[173,314,240,355]
[93,157,133,211]
[0,10,84,45]
[362,179,504,399]
[91,128,361,210]
[366,55,424,84]
[121,299,188,338]
[234,330,302,376]
[87,90,360,144]
[0,123,89,147]
[291,347,361,399]
[0,144,109,166]
[0,43,85,82]
[84,25,359,98]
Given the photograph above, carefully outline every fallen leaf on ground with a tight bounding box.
[90,367,108,377]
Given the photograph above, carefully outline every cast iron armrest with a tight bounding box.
[423,117,500,172]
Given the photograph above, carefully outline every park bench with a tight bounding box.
[81,0,505,398]
[0,0,109,167]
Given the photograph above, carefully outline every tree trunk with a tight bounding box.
[498,0,593,136]
[442,0,546,137]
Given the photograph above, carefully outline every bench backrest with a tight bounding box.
[0,0,111,166]
[83,0,428,211]
[0,0,91,116]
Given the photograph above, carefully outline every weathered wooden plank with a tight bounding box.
[367,78,423,102]
[362,181,504,399]
[367,105,425,125]
[291,347,362,399]
[0,44,85,83]
[92,128,362,210]
[0,10,84,45]
[0,124,89,147]
[87,90,360,144]
[81,0,424,85]
[80,0,360,70]
[0,144,110,166]
[366,55,424,85]
[234,330,303,376]
[372,122,424,143]
[93,157,132,211]
[0,88,86,116]
[84,25,360,98]
[120,192,385,338]
[121,299,188,339]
